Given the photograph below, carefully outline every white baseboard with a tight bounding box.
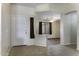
[60,42,76,46]
[60,43,71,45]
[35,43,46,47]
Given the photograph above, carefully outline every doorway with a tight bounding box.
[47,20,60,46]
[65,11,77,50]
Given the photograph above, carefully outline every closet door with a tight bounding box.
[15,15,27,46]
[70,12,77,44]
[65,11,77,44]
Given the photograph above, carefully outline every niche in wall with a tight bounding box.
[30,17,35,38]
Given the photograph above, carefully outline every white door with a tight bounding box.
[69,12,77,44]
[15,15,29,46]
[65,12,77,44]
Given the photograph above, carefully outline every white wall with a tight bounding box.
[0,4,1,56]
[11,4,49,47]
[1,4,11,56]
[50,3,78,45]
[60,14,65,45]
[34,12,61,47]
[11,5,36,46]
[77,11,79,50]
[50,3,79,51]
[10,4,79,50]
[11,4,48,47]
[76,4,79,50]
[36,4,79,50]
[34,16,47,47]
[40,4,78,46]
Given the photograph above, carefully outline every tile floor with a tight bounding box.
[9,39,79,56]
[47,39,79,56]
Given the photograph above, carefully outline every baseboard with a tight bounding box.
[60,42,76,45]
[12,44,34,47]
[35,44,47,47]
[48,38,60,39]
[13,45,26,47]
[12,44,46,48]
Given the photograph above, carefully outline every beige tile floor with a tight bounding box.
[47,39,79,56]
[9,39,79,56]
[9,45,47,56]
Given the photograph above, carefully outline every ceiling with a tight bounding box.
[13,3,44,8]
[12,3,76,8]
[12,3,71,7]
